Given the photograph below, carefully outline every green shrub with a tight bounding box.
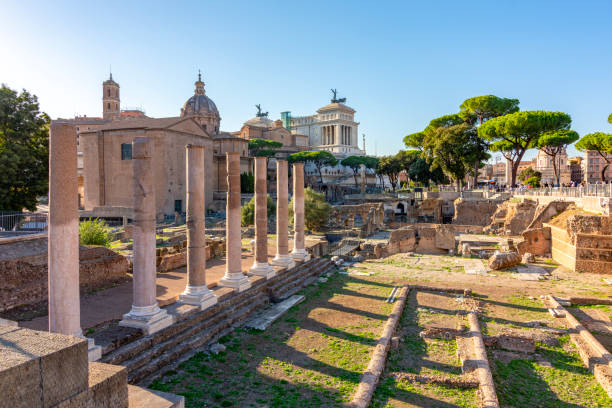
[525,176,541,188]
[240,172,254,194]
[241,195,276,227]
[79,218,114,247]
[289,188,330,231]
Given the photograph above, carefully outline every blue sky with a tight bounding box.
[2,0,611,160]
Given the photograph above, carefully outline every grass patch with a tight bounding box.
[150,273,391,407]
[493,337,611,407]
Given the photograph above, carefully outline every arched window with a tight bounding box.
[107,89,110,97]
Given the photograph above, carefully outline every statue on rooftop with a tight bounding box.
[255,104,269,117]
[330,89,346,103]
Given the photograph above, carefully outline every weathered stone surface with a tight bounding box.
[0,327,89,407]
[522,252,535,263]
[452,198,499,226]
[488,251,521,270]
[128,385,185,408]
[244,295,305,331]
[434,224,456,250]
[209,343,226,354]
[517,227,551,256]
[56,362,129,408]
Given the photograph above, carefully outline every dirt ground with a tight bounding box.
[150,252,612,408]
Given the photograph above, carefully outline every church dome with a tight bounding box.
[181,73,219,117]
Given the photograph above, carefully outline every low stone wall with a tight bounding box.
[157,238,226,272]
[369,224,482,258]
[452,198,501,226]
[547,223,612,274]
[575,233,612,274]
[0,235,128,312]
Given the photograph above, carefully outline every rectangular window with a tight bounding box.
[174,200,182,213]
[121,143,132,160]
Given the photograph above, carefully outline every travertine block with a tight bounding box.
[0,327,88,407]
[55,362,129,408]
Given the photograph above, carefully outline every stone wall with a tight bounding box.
[503,200,538,235]
[546,212,612,273]
[452,198,500,226]
[328,203,385,236]
[517,227,551,256]
[527,201,573,230]
[157,237,226,272]
[574,234,612,274]
[0,235,128,312]
[368,223,482,259]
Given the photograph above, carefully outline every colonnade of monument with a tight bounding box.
[48,123,309,360]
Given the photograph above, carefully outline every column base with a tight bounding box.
[249,261,277,279]
[179,286,218,310]
[291,248,310,262]
[218,274,251,292]
[271,254,296,269]
[119,304,174,335]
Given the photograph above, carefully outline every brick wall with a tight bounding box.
[0,236,128,312]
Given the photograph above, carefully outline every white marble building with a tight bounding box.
[287,92,364,159]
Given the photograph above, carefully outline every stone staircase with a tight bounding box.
[101,257,334,386]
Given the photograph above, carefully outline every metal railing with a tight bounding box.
[511,184,612,198]
[0,212,48,236]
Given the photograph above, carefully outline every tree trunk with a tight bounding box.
[553,156,560,186]
[602,163,609,182]
[455,178,461,191]
[316,164,323,184]
[352,169,358,188]
[472,159,479,188]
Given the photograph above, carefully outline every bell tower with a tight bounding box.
[102,73,120,120]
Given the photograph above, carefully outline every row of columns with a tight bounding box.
[340,125,352,145]
[322,125,353,146]
[48,126,308,357]
[322,125,336,145]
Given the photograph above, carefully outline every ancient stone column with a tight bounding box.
[179,145,217,309]
[272,160,295,269]
[219,152,251,291]
[120,137,173,334]
[360,163,366,195]
[249,157,276,278]
[48,122,101,360]
[291,163,310,261]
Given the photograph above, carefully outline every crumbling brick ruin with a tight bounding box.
[0,235,128,312]
[452,198,499,226]
[328,203,385,237]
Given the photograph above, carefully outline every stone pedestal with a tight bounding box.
[120,138,173,334]
[179,145,217,310]
[219,152,251,292]
[48,122,102,361]
[291,163,310,261]
[272,159,295,269]
[250,157,276,278]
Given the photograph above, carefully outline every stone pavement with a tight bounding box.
[21,238,313,332]
[456,258,490,275]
